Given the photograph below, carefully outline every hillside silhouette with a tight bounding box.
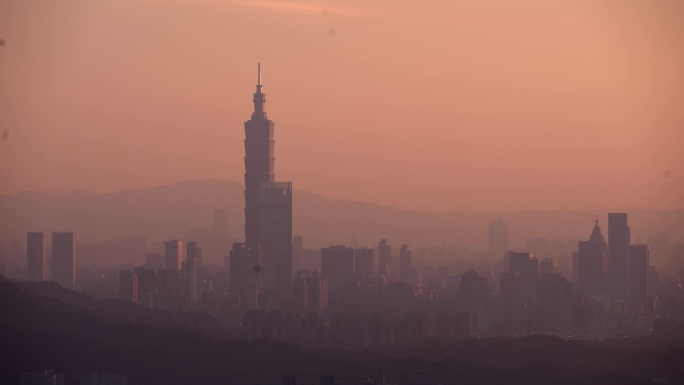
[2,276,684,385]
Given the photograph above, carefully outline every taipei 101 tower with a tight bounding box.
[244,63,275,244]
[241,63,293,310]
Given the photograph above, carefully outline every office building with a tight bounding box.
[399,244,413,283]
[354,248,374,278]
[535,273,574,332]
[378,239,391,276]
[293,235,304,274]
[27,232,46,281]
[184,241,201,302]
[164,240,183,271]
[576,219,607,297]
[308,270,328,315]
[242,64,293,310]
[52,232,75,288]
[230,242,262,312]
[608,213,630,303]
[507,252,538,306]
[539,258,555,276]
[321,245,355,295]
[119,269,138,303]
[630,244,650,312]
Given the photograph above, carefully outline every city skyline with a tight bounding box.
[1,0,682,212]
[2,2,684,384]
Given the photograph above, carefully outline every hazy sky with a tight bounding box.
[1,0,682,211]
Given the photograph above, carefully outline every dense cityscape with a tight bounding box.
[2,64,684,385]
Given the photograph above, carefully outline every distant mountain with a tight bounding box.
[1,179,682,261]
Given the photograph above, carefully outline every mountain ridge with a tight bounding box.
[1,180,683,263]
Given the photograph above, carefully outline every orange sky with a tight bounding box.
[0,0,682,211]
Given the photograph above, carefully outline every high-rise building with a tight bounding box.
[292,269,310,314]
[378,239,391,276]
[27,232,46,281]
[630,244,649,312]
[52,232,75,288]
[258,182,293,307]
[134,266,155,307]
[293,235,304,276]
[164,240,183,271]
[321,245,355,295]
[145,252,164,269]
[244,63,276,245]
[229,242,262,312]
[507,252,538,306]
[119,269,138,303]
[242,64,293,310]
[535,273,574,333]
[539,258,555,276]
[608,213,630,303]
[157,269,179,312]
[399,244,413,283]
[576,219,607,297]
[184,241,201,302]
[354,248,374,278]
[308,270,328,315]
[488,218,509,258]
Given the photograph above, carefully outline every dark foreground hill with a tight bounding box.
[2,276,684,385]
[1,179,683,260]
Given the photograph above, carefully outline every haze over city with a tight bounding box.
[1,0,683,211]
[2,1,684,385]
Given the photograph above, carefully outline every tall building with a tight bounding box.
[378,239,391,276]
[488,218,509,257]
[293,235,304,276]
[507,252,538,306]
[134,266,155,307]
[292,270,310,314]
[157,269,180,312]
[164,240,183,271]
[321,245,355,295]
[608,213,630,303]
[242,64,293,310]
[184,241,201,302]
[399,244,413,283]
[539,258,555,276]
[630,244,649,312]
[576,219,607,297]
[27,232,46,281]
[308,270,328,315]
[244,63,276,244]
[354,248,374,278]
[258,182,293,307]
[229,242,262,312]
[52,232,75,288]
[535,273,574,333]
[119,269,138,303]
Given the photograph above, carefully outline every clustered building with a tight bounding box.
[10,67,681,350]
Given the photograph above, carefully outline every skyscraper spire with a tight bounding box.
[252,62,266,119]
